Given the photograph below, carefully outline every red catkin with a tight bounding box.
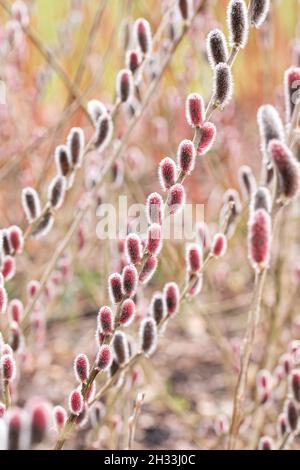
[177,139,196,174]
[108,273,123,304]
[53,406,67,432]
[69,390,83,416]
[125,233,142,264]
[158,157,177,191]
[139,255,158,284]
[119,299,136,326]
[74,354,90,384]
[211,233,227,258]
[146,192,164,225]
[2,256,16,281]
[134,18,152,55]
[8,299,23,324]
[96,345,113,371]
[197,122,216,155]
[168,184,185,214]
[248,209,271,271]
[185,94,205,128]
[98,306,114,335]
[8,226,24,253]
[268,139,300,200]
[146,223,162,256]
[164,282,180,316]
[1,353,16,381]
[139,317,157,357]
[116,69,133,102]
[186,243,203,273]
[30,403,49,445]
[122,264,138,297]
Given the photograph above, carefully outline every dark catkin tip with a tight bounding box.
[55,145,70,176]
[48,175,66,210]
[93,113,113,151]
[227,0,249,49]
[67,128,85,168]
[250,0,270,28]
[252,187,272,213]
[206,29,229,68]
[213,63,233,107]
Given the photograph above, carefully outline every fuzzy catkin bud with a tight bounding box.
[134,18,152,55]
[196,222,211,249]
[126,50,141,74]
[21,187,41,223]
[48,175,66,210]
[238,165,257,199]
[211,233,227,258]
[2,256,16,281]
[30,211,54,239]
[30,403,49,445]
[139,317,157,356]
[198,122,217,156]
[98,306,114,335]
[277,413,288,438]
[284,67,300,123]
[67,128,85,169]
[1,353,16,381]
[93,112,113,152]
[53,406,66,432]
[186,244,203,273]
[164,282,180,316]
[0,286,8,314]
[213,63,233,107]
[268,139,300,201]
[258,436,274,450]
[69,390,83,416]
[119,299,136,326]
[158,157,177,191]
[139,255,158,284]
[257,105,285,158]
[185,94,205,128]
[113,332,129,365]
[146,193,164,225]
[291,370,300,402]
[150,292,166,325]
[248,208,271,272]
[178,0,193,21]
[108,273,123,304]
[122,264,138,297]
[96,345,112,371]
[125,233,142,264]
[250,0,270,28]
[8,299,23,324]
[227,0,249,49]
[74,354,90,384]
[177,139,196,174]
[284,399,298,431]
[55,145,71,177]
[206,29,229,68]
[7,408,22,450]
[168,184,185,214]
[87,100,106,125]
[116,69,134,103]
[8,226,23,254]
[252,187,272,213]
[146,223,162,256]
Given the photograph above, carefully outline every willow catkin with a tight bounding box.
[206,29,229,68]
[212,63,233,107]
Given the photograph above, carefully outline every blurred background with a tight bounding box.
[0,0,300,450]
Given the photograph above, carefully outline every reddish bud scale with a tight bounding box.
[177,139,196,174]
[227,0,249,49]
[0,286,8,314]
[55,145,70,177]
[168,184,185,214]
[53,406,67,431]
[164,282,180,316]
[125,233,142,264]
[206,29,229,68]
[139,317,157,356]
[258,436,274,450]
[117,69,133,103]
[197,122,216,155]
[213,63,233,107]
[185,94,205,128]
[1,353,16,381]
[67,127,85,169]
[113,332,129,365]
[248,209,271,271]
[69,390,83,416]
[134,18,152,55]
[211,233,227,258]
[108,273,123,304]
[96,345,113,371]
[93,112,113,152]
[159,157,177,191]
[122,264,138,297]
[74,354,90,384]
[284,67,300,122]
[250,0,270,28]
[268,139,300,200]
[119,299,136,326]
[291,370,300,402]
[30,403,49,445]
[146,192,164,225]
[146,223,162,256]
[8,226,23,253]
[150,292,166,325]
[126,50,141,74]
[186,243,203,273]
[285,399,298,431]
[98,306,114,334]
[21,187,41,223]
[139,255,158,284]
[2,256,16,281]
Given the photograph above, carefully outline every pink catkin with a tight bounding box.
[30,403,49,444]
[197,122,216,155]
[177,139,196,174]
[211,233,227,258]
[108,273,123,304]
[98,306,114,334]
[69,390,83,416]
[139,255,158,284]
[96,345,112,371]
[186,244,203,273]
[119,299,136,326]
[8,299,24,324]
[168,184,185,214]
[158,157,177,191]
[185,93,205,128]
[248,208,271,271]
[146,223,162,256]
[164,282,180,316]
[125,233,142,264]
[1,354,16,381]
[8,226,24,253]
[122,264,138,297]
[2,256,16,281]
[146,192,164,225]
[74,354,90,384]
[53,406,67,431]
[268,139,300,200]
